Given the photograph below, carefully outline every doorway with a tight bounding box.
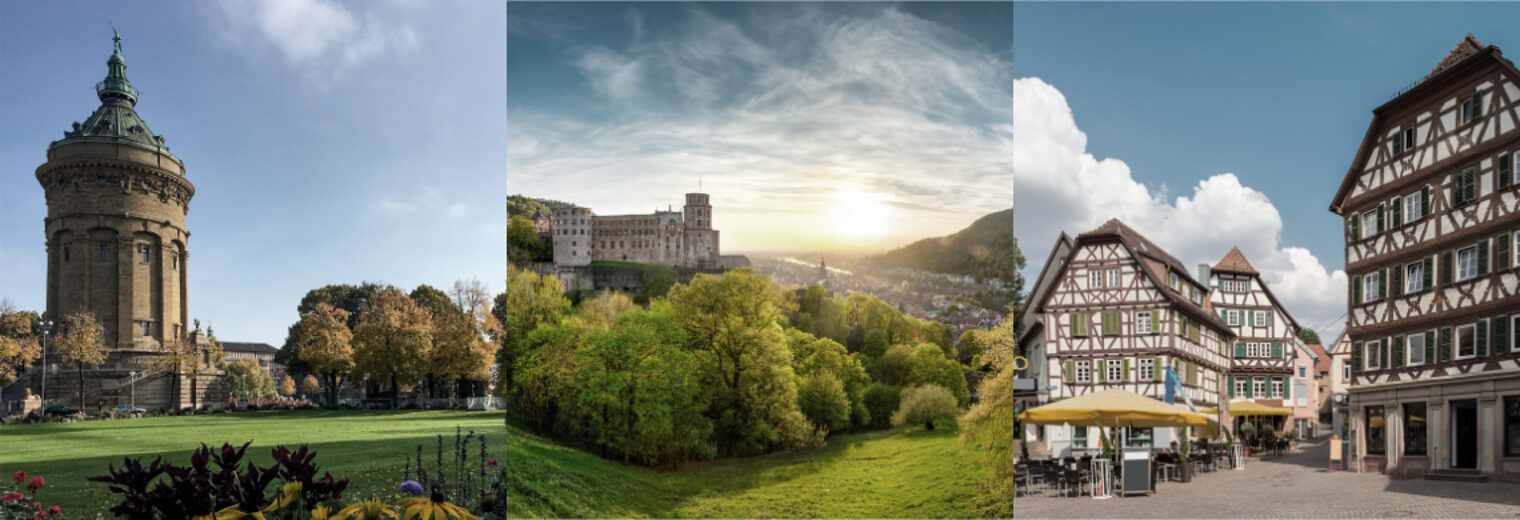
[1450,399,1478,469]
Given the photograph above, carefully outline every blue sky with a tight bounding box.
[508,2,1013,252]
[1013,2,1520,342]
[1,1,505,346]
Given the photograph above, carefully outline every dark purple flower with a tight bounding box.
[398,480,423,495]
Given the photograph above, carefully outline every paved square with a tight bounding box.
[1014,435,1520,519]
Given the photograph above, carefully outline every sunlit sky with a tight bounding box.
[0,1,505,346]
[507,2,1013,252]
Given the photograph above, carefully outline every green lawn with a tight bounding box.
[0,411,991,518]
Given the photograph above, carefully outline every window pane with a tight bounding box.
[1367,406,1387,455]
[1506,397,1520,457]
[1404,403,1427,456]
[1458,325,1475,357]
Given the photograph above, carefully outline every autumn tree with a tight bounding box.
[53,312,107,412]
[300,374,322,398]
[296,303,354,405]
[497,266,571,397]
[225,357,275,398]
[278,375,297,398]
[576,291,636,331]
[0,309,42,387]
[668,268,816,456]
[276,282,381,380]
[352,287,433,403]
[447,278,502,397]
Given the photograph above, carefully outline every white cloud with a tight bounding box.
[1014,77,1348,339]
[509,6,1012,251]
[376,186,467,221]
[204,0,420,86]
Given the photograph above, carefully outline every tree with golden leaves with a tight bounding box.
[153,335,224,410]
[300,374,322,398]
[278,375,297,398]
[352,287,432,405]
[0,310,42,387]
[959,317,1015,517]
[428,309,498,401]
[53,311,107,412]
[296,303,354,406]
[576,291,636,331]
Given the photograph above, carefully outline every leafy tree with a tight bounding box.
[576,309,707,465]
[277,282,381,379]
[907,343,970,405]
[53,312,107,412]
[668,268,816,456]
[498,266,571,397]
[151,336,222,410]
[300,374,322,397]
[955,329,985,366]
[508,215,544,267]
[224,357,275,399]
[892,384,959,431]
[870,344,915,386]
[796,371,850,435]
[861,329,889,359]
[961,318,1016,516]
[1297,328,1321,345]
[429,307,499,399]
[577,291,636,331]
[642,264,678,299]
[788,334,872,430]
[862,383,901,429]
[408,284,455,318]
[296,303,354,405]
[352,287,433,402]
[513,319,591,433]
[0,310,42,387]
[278,375,297,398]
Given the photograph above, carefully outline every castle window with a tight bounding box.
[173,255,178,269]
[99,242,109,261]
[141,321,151,337]
[139,244,150,264]
[63,246,70,262]
[98,176,107,183]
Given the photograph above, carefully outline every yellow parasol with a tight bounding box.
[1016,388,1212,428]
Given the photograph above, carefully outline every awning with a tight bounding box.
[1016,388,1211,428]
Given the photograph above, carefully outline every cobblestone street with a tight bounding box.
[1015,434,1520,519]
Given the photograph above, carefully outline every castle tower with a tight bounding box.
[682,192,719,268]
[33,33,206,408]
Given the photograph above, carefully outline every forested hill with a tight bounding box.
[870,209,1016,282]
[507,194,574,218]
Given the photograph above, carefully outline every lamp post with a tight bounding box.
[129,370,138,409]
[37,320,53,407]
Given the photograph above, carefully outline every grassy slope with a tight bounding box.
[0,411,986,518]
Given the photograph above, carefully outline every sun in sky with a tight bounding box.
[829,188,893,240]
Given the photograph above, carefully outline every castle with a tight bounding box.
[532,192,749,291]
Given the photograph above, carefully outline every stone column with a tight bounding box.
[1479,381,1497,473]
[1428,393,1445,470]
[1386,396,1401,470]
[117,234,135,351]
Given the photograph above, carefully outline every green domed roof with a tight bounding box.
[54,31,173,157]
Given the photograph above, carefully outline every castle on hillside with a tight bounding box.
[529,192,749,291]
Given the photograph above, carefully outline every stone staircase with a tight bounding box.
[1423,468,1490,482]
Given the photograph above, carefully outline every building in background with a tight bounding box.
[546,192,748,291]
[1329,35,1520,480]
[1205,247,1304,436]
[220,342,283,382]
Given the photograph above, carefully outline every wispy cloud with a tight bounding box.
[508,5,1011,251]
[376,186,468,220]
[203,0,420,87]
[1014,77,1348,339]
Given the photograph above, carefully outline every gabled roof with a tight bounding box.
[1212,246,1258,275]
[1330,35,1518,214]
[1018,232,1075,345]
[1305,343,1332,374]
[1037,219,1235,336]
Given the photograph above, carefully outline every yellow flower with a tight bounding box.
[400,494,478,520]
[208,482,303,520]
[311,505,334,520]
[333,498,401,520]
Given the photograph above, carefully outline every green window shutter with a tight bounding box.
[1380,267,1389,299]
[1391,196,1403,227]
[1072,313,1087,337]
[1495,315,1510,355]
[1477,319,1489,357]
[1440,327,1453,363]
[1267,312,1273,329]
[1272,342,1283,359]
[1463,168,1477,204]
[1218,279,1225,292]
[1123,358,1132,382]
[1500,153,1512,189]
[1474,91,1484,118]
[1351,341,1363,374]
[1247,310,1255,327]
[1498,232,1512,271]
[1425,330,1436,365]
[1228,375,1236,398]
[1393,335,1405,369]
[1390,265,1403,297]
[1376,202,1386,233]
[1104,311,1119,335]
[1097,360,1107,383]
[1190,363,1197,385]
[1350,214,1361,241]
[1478,239,1490,276]
[1383,338,1391,370]
[1190,323,1200,344]
[1423,256,1435,290]
[1150,311,1160,335]
[1352,274,1363,305]
[1154,357,1163,381]
[1235,341,1246,358]
[1441,250,1454,286]
[1284,376,1292,399]
[1422,185,1432,215]
[1064,361,1074,384]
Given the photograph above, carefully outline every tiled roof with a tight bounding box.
[220,342,278,354]
[1077,219,1234,335]
[1212,246,1258,275]
[1422,34,1487,85]
[1305,343,1332,374]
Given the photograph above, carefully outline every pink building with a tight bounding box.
[1291,341,1321,438]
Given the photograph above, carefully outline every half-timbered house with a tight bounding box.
[1206,247,1304,434]
[1329,35,1520,480]
[1019,219,1236,457]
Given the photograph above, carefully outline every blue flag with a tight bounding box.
[1164,367,1177,405]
